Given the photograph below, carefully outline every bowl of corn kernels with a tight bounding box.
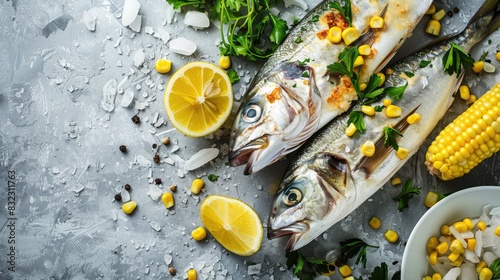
[401,186,500,279]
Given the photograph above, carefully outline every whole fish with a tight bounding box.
[267,0,500,252]
[228,0,433,174]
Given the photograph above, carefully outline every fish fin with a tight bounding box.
[308,153,351,197]
[354,105,420,177]
[485,11,500,37]
[470,0,500,23]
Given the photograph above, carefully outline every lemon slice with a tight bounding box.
[164,62,233,137]
[200,195,263,256]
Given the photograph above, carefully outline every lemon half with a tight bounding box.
[164,62,233,137]
[200,195,264,256]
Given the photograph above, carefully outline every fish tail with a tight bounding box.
[458,1,500,50]
[469,0,500,23]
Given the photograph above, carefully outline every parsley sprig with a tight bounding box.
[383,126,403,151]
[365,262,401,280]
[393,179,420,212]
[443,42,474,76]
[339,238,379,268]
[285,250,334,280]
[330,0,352,26]
[489,258,500,278]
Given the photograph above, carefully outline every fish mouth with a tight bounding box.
[267,221,309,252]
[228,136,269,167]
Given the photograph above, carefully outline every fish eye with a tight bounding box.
[242,104,261,123]
[283,187,302,206]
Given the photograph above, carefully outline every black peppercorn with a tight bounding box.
[152,143,158,149]
[453,7,459,13]
[114,194,122,201]
[155,178,162,184]
[168,267,176,275]
[447,11,453,17]
[153,154,160,163]
[131,115,140,124]
[119,145,127,153]
[124,184,131,191]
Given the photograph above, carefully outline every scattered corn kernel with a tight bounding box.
[339,265,352,277]
[494,225,500,236]
[429,250,438,265]
[432,273,442,280]
[191,226,207,241]
[358,45,371,56]
[436,241,449,255]
[190,178,205,194]
[369,16,384,28]
[477,261,488,273]
[122,201,137,215]
[353,55,364,68]
[451,255,463,267]
[396,147,409,160]
[452,221,468,232]
[342,27,359,45]
[391,177,402,186]
[385,105,402,118]
[441,224,451,235]
[459,85,470,100]
[361,141,376,157]
[477,220,487,231]
[496,52,500,61]
[424,276,432,280]
[383,99,392,106]
[346,123,357,137]
[467,238,476,251]
[161,192,175,208]
[479,268,493,280]
[361,105,375,116]
[463,218,473,229]
[425,20,441,36]
[426,4,436,14]
[427,236,438,254]
[155,59,172,74]
[407,113,422,125]
[432,9,446,21]
[384,229,398,243]
[369,216,382,230]
[448,252,460,262]
[327,26,342,44]
[424,191,440,208]
[187,269,197,280]
[377,72,385,87]
[344,277,354,280]
[219,56,231,69]
[483,61,496,73]
[450,239,465,254]
[359,82,367,91]
[472,61,484,73]
[465,94,477,105]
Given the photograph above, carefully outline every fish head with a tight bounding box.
[228,63,321,174]
[267,153,352,252]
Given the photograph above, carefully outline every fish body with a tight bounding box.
[228,0,433,174]
[267,2,500,252]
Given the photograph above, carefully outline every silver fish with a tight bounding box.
[228,0,433,174]
[267,0,500,252]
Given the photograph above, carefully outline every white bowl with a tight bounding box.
[401,185,500,279]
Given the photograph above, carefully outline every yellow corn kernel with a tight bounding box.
[155,59,172,74]
[122,201,137,215]
[479,268,493,280]
[391,177,402,185]
[495,225,500,236]
[427,236,438,254]
[426,4,436,15]
[342,27,359,45]
[463,218,474,229]
[450,239,465,254]
[219,56,231,69]
[187,269,197,280]
[451,255,463,267]
[384,229,398,243]
[346,123,357,137]
[466,94,477,105]
[441,224,451,235]
[429,250,438,265]
[396,147,409,160]
[432,273,442,280]
[452,221,468,232]
[190,178,205,194]
[407,113,422,125]
[424,276,432,280]
[369,16,384,29]
[361,105,375,116]
[467,238,476,251]
[425,20,441,36]
[383,99,392,106]
[339,265,352,277]
[477,261,488,273]
[448,252,460,262]
[344,277,354,280]
[432,9,446,21]
[473,61,484,73]
[496,52,500,61]
[369,216,382,230]
[327,26,342,44]
[459,85,470,100]
[385,105,402,118]
[361,141,376,157]
[358,45,371,56]
[435,241,449,255]
[161,192,175,208]
[353,55,364,68]
[424,191,440,208]
[191,226,207,241]
[377,72,386,87]
[477,220,487,231]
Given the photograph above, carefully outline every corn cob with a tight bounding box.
[425,83,500,180]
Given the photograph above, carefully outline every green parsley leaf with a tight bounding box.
[419,60,431,68]
[384,82,408,101]
[308,15,320,23]
[330,0,352,26]
[348,111,366,133]
[339,238,379,268]
[285,250,333,280]
[404,71,415,78]
[227,69,240,84]
[374,105,385,112]
[442,42,474,76]
[301,71,310,78]
[327,47,359,83]
[479,51,489,62]
[298,58,311,66]
[207,174,219,182]
[165,0,205,9]
[393,179,421,212]
[489,258,500,278]
[383,126,403,150]
[295,37,303,43]
[369,262,389,280]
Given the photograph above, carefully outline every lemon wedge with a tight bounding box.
[164,62,233,137]
[200,195,263,256]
